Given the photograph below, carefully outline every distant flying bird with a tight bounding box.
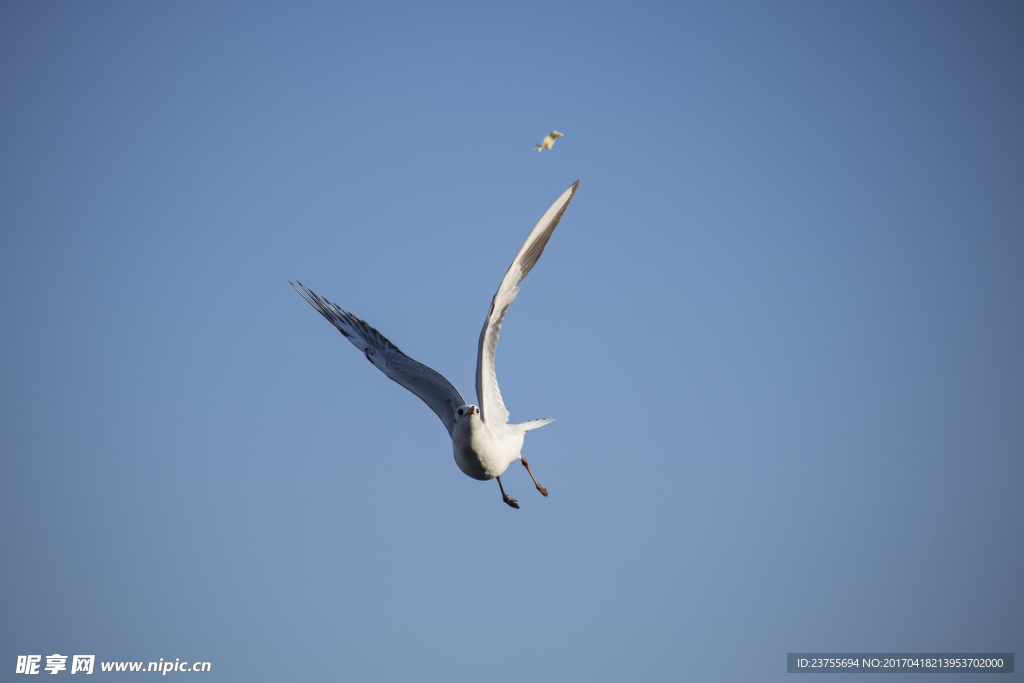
[292,182,580,509]
[534,130,563,152]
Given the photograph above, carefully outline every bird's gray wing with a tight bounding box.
[475,181,579,425]
[292,282,466,437]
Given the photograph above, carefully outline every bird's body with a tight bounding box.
[452,413,524,481]
[292,182,579,508]
[534,130,563,152]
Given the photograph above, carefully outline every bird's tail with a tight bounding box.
[517,417,554,431]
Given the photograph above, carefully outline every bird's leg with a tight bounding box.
[497,476,519,509]
[520,457,548,497]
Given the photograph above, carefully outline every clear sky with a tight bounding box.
[2,1,1022,681]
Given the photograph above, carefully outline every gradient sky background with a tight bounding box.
[2,1,1022,681]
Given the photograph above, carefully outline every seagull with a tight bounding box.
[534,130,563,152]
[292,182,580,509]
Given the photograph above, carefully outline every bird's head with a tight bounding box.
[455,405,479,422]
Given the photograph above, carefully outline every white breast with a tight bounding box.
[452,416,524,481]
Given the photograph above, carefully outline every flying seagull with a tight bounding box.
[534,130,563,152]
[292,181,580,509]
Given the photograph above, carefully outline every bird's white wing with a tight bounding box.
[475,181,579,425]
[292,282,466,437]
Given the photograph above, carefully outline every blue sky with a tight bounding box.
[1,1,1022,681]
